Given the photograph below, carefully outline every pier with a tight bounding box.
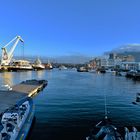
[0,79,47,114]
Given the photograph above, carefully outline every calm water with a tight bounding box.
[1,69,140,140]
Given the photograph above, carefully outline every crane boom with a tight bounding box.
[1,36,24,66]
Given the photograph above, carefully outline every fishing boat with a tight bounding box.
[0,97,34,140]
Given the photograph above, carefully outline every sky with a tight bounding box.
[0,0,140,57]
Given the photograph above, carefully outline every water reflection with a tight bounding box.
[35,70,45,79]
[0,72,13,85]
[0,70,52,86]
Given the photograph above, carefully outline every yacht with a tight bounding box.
[32,58,45,70]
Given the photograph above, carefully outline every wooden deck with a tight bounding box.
[0,79,47,114]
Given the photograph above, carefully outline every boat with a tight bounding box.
[77,67,88,72]
[124,127,140,140]
[132,93,140,105]
[0,97,34,140]
[9,60,33,71]
[86,116,140,140]
[59,65,67,70]
[44,61,53,70]
[86,116,123,140]
[125,70,137,78]
[0,84,12,91]
[32,58,45,70]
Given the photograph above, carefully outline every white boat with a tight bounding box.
[9,60,33,71]
[0,98,34,140]
[32,58,45,70]
[0,84,12,91]
[59,65,67,70]
[77,67,88,72]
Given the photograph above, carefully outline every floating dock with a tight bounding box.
[0,79,47,114]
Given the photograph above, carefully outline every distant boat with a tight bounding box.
[77,67,88,72]
[44,60,53,70]
[0,84,12,91]
[9,60,33,71]
[132,93,140,105]
[32,58,45,70]
[59,65,67,70]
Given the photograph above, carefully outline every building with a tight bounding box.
[121,62,140,71]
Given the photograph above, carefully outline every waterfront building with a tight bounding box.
[88,53,135,70]
[89,58,101,69]
[109,53,117,59]
[120,62,140,71]
[100,58,108,68]
[115,54,135,62]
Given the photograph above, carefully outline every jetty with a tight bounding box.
[0,79,47,114]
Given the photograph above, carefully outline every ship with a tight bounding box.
[32,58,45,70]
[0,97,35,140]
[9,60,33,71]
[44,60,53,70]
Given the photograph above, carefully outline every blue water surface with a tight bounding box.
[1,69,140,140]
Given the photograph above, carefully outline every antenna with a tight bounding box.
[104,93,108,119]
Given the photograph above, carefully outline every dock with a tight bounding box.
[0,79,47,114]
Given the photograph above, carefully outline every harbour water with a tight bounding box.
[1,69,140,140]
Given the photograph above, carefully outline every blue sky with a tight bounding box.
[0,0,140,57]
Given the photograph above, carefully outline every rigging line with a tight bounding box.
[22,42,24,60]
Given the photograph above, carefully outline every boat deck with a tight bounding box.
[0,79,47,114]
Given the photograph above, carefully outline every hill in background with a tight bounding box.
[105,44,140,62]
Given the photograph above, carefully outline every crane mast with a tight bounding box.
[1,36,24,66]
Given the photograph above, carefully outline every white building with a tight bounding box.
[120,62,140,71]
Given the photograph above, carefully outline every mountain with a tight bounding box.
[111,44,140,53]
[105,44,140,62]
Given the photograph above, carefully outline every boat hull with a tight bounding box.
[16,98,35,140]
[8,67,33,72]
